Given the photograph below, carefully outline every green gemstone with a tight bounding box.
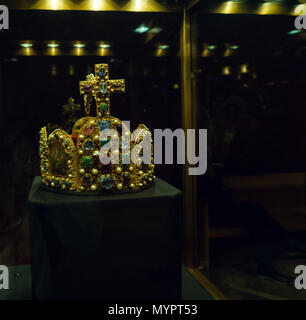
[100,103,107,112]
[101,138,110,147]
[75,125,80,130]
[82,156,92,168]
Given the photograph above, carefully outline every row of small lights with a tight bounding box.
[215,1,306,15]
[16,0,306,15]
[20,42,111,48]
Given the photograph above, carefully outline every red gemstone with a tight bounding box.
[70,134,78,146]
[84,125,93,136]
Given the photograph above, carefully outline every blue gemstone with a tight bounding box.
[63,139,68,146]
[46,178,50,185]
[84,139,94,151]
[44,165,48,170]
[47,139,50,145]
[100,175,115,190]
[141,176,146,184]
[99,82,107,94]
[98,120,111,131]
[55,180,61,188]
[54,133,59,139]
[98,67,106,78]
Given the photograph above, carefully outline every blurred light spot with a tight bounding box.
[222,66,231,75]
[99,43,111,48]
[149,27,162,34]
[92,0,100,10]
[74,43,85,48]
[159,44,170,50]
[51,64,57,76]
[20,43,32,48]
[69,65,75,76]
[288,29,301,35]
[293,4,306,16]
[51,0,58,10]
[48,42,60,48]
[135,24,149,33]
[240,64,249,73]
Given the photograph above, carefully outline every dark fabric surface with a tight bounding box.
[28,176,182,300]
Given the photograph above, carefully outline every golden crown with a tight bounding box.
[39,63,155,193]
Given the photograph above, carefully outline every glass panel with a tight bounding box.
[193,4,306,299]
[0,8,182,262]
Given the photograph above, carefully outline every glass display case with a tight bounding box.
[188,0,306,300]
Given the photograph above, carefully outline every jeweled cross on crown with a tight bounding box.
[79,64,125,117]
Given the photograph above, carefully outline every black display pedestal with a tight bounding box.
[28,176,182,300]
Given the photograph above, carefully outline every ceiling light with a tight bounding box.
[74,43,85,48]
[230,45,239,49]
[20,43,32,48]
[207,45,216,50]
[99,43,111,49]
[48,43,59,48]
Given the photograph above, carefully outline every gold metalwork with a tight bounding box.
[80,64,125,117]
[180,10,198,268]
[39,63,154,193]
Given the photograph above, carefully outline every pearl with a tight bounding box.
[94,135,99,141]
[60,135,64,140]
[130,183,135,188]
[129,166,133,172]
[51,176,55,180]
[116,167,122,174]
[139,183,143,187]
[78,150,83,155]
[116,183,123,190]
[79,168,85,174]
[92,168,98,175]
[51,182,55,187]
[80,186,84,191]
[79,134,85,140]
[68,174,72,178]
[68,160,72,165]
[149,178,152,182]
[91,184,97,191]
[139,171,143,175]
[62,185,66,190]
[93,150,99,156]
[90,120,95,125]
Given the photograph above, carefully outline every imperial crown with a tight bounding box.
[39,64,155,193]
